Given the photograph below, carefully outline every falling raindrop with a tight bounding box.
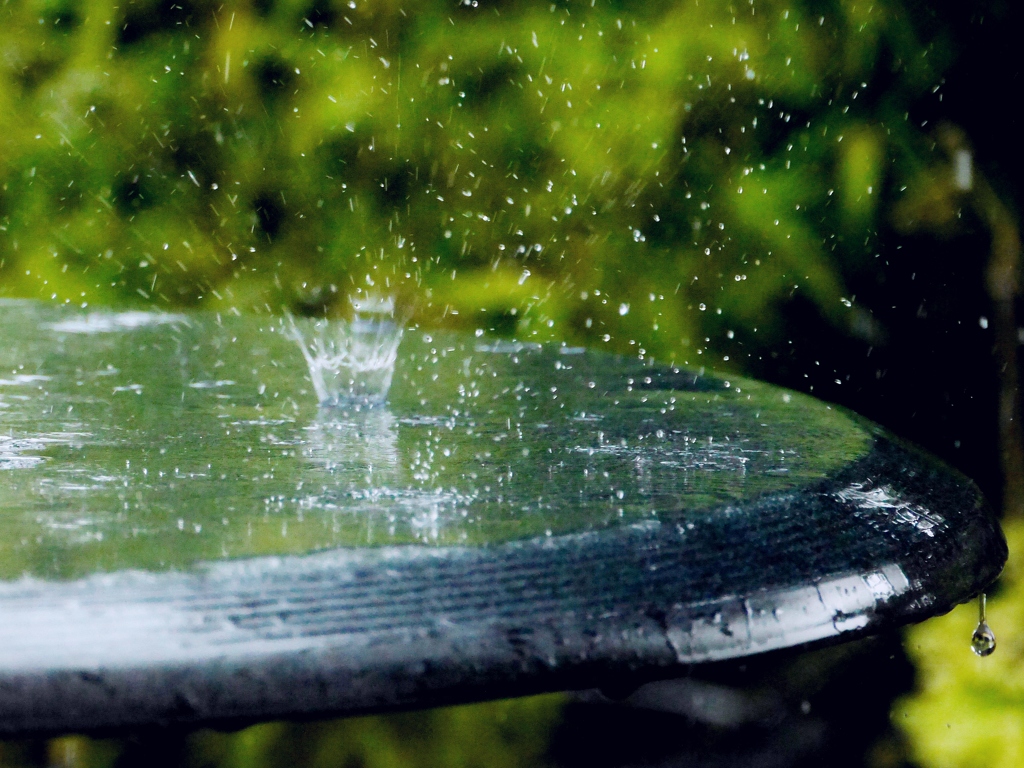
[971,593,996,657]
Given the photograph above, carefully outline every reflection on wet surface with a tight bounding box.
[0,300,871,578]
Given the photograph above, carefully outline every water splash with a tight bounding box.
[971,592,996,657]
[285,295,403,407]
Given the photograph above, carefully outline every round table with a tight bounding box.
[0,300,1005,734]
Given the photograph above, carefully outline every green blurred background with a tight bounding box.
[1,0,1022,765]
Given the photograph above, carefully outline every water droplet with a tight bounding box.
[972,623,996,657]
[971,593,996,657]
[618,303,630,316]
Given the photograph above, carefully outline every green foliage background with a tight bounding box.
[0,0,951,360]
[896,517,1024,768]
[0,0,1017,765]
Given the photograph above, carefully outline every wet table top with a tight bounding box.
[0,300,1006,735]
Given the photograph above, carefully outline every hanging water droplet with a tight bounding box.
[972,622,996,657]
[971,593,996,657]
